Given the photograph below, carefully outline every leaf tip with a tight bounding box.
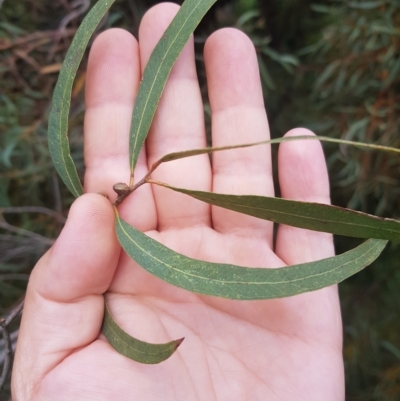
[174,337,185,350]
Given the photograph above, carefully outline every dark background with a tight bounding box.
[1,0,400,399]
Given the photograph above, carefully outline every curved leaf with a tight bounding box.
[102,301,184,364]
[149,181,400,243]
[115,212,387,300]
[129,0,218,177]
[48,0,117,197]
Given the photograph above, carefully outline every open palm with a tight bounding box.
[12,4,344,400]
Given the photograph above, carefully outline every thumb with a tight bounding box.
[12,194,120,398]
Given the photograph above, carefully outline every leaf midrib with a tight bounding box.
[117,217,382,286]
[188,191,399,235]
[130,2,203,172]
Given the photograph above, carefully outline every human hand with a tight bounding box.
[12,3,344,400]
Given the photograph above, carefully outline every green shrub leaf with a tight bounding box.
[152,135,399,167]
[149,181,400,243]
[48,0,117,197]
[102,301,184,364]
[115,212,387,300]
[129,0,218,177]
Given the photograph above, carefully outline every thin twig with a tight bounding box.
[0,221,55,246]
[0,299,24,391]
[1,206,66,223]
[59,0,90,33]
[0,325,11,391]
[2,301,24,329]
[113,159,164,207]
[0,330,19,356]
[0,245,43,264]
[0,274,30,282]
[0,29,76,51]
[47,0,90,61]
[0,234,34,243]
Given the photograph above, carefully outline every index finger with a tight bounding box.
[84,28,157,231]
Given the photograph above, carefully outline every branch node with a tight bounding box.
[113,183,134,207]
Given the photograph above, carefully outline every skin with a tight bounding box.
[11,3,344,400]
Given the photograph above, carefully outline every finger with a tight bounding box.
[139,3,212,230]
[12,194,119,398]
[205,28,274,244]
[274,129,342,364]
[275,129,335,264]
[84,28,156,231]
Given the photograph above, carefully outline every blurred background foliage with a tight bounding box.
[0,0,399,399]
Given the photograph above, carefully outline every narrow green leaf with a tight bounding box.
[48,0,117,197]
[129,0,218,176]
[150,181,400,243]
[152,135,400,167]
[115,213,387,300]
[236,10,261,27]
[257,56,276,90]
[315,61,340,89]
[348,1,385,10]
[102,301,184,364]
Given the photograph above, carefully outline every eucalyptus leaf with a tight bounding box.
[151,135,400,168]
[102,301,184,364]
[48,0,117,197]
[115,213,387,300]
[149,181,400,243]
[129,0,218,177]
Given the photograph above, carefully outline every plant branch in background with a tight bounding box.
[1,206,66,224]
[0,299,24,391]
[0,221,55,247]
